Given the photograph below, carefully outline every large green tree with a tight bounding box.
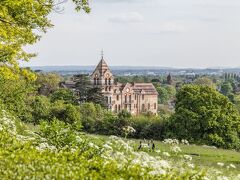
[36,73,62,95]
[75,75,107,107]
[0,0,89,79]
[169,85,240,149]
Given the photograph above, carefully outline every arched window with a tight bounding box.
[109,87,111,91]
[105,87,108,91]
[105,78,108,85]
[125,95,127,103]
[97,78,99,85]
[117,95,119,101]
[109,78,111,85]
[129,95,131,102]
[118,105,121,111]
[154,103,157,109]
[94,78,97,85]
[115,105,117,112]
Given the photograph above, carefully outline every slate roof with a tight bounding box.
[132,83,158,95]
[91,58,111,76]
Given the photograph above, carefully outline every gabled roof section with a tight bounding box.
[91,58,112,76]
[133,83,158,95]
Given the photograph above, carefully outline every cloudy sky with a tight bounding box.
[23,0,240,68]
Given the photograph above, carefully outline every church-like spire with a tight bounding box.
[91,50,111,76]
[101,49,104,59]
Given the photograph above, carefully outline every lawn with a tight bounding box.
[88,134,240,174]
[25,124,240,174]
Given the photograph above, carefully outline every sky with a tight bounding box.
[22,0,240,68]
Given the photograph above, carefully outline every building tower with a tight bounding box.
[167,73,173,85]
[90,51,114,109]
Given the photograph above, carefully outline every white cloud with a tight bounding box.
[109,12,144,23]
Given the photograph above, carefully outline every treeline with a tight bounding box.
[1,72,240,150]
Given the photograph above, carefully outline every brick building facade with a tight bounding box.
[90,57,158,115]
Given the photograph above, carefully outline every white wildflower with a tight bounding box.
[103,143,113,150]
[229,164,236,169]
[217,176,229,180]
[76,136,83,143]
[181,139,189,145]
[217,162,224,167]
[188,163,195,168]
[171,146,182,153]
[162,152,170,157]
[183,155,192,161]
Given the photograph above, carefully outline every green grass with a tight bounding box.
[88,134,240,173]
[25,123,240,173]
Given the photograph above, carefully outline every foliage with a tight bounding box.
[193,77,216,89]
[30,95,81,126]
[0,0,89,79]
[220,82,233,96]
[75,75,107,107]
[169,85,240,149]
[0,75,35,121]
[31,95,51,124]
[79,102,104,132]
[50,100,81,126]
[50,88,77,104]
[39,119,81,148]
[36,73,62,95]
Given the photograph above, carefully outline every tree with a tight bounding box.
[50,88,77,104]
[79,102,97,132]
[31,95,51,124]
[36,73,62,95]
[0,75,35,121]
[0,0,90,79]
[169,85,240,149]
[193,77,215,89]
[50,100,81,126]
[156,86,169,104]
[220,82,233,96]
[75,74,107,107]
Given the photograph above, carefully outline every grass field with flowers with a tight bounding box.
[1,109,240,179]
[89,134,240,176]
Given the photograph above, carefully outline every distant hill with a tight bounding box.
[25,66,240,76]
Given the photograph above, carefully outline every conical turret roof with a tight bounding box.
[92,57,111,76]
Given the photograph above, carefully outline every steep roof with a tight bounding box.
[133,83,158,95]
[91,58,111,76]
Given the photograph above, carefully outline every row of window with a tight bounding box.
[105,86,111,91]
[114,94,145,102]
[113,103,157,112]
[93,78,112,85]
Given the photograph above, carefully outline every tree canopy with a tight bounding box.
[0,0,89,79]
[168,85,240,149]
